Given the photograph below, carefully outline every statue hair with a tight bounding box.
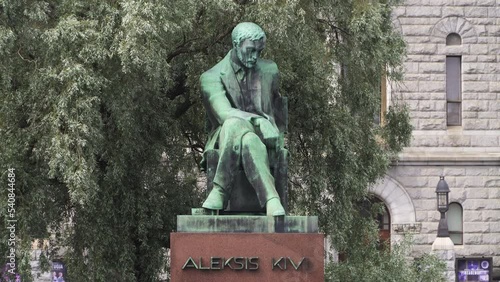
[231,22,266,47]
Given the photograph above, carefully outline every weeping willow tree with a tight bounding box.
[0,0,419,281]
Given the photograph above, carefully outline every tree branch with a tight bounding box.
[166,24,235,63]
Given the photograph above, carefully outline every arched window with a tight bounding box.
[446,33,462,46]
[445,32,462,126]
[448,202,463,245]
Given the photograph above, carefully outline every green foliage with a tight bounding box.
[326,235,447,282]
[0,0,418,281]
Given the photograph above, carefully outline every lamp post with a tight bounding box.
[436,175,450,237]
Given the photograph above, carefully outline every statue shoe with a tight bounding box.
[266,197,285,217]
[202,185,226,210]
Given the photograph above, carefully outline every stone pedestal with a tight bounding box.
[432,237,456,282]
[171,215,324,282]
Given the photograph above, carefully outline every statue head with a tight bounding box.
[231,22,266,69]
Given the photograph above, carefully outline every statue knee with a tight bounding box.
[222,117,252,130]
[241,132,266,152]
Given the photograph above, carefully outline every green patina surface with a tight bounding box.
[200,22,286,216]
[177,215,318,233]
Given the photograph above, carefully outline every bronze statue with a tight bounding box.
[200,22,286,216]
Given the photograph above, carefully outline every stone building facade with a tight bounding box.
[372,1,500,281]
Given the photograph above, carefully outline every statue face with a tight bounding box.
[235,38,265,69]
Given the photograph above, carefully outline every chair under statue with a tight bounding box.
[204,97,289,214]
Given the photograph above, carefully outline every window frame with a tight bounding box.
[447,202,463,245]
[445,55,462,126]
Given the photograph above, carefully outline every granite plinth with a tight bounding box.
[177,215,318,233]
[170,232,324,282]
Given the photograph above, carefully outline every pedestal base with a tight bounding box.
[171,215,324,281]
[170,232,324,282]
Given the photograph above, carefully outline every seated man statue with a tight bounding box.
[200,22,285,217]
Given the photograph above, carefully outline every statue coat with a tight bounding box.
[200,50,281,191]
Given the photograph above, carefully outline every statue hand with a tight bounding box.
[254,118,279,149]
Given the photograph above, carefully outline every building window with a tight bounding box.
[374,72,387,125]
[446,56,461,126]
[448,202,463,245]
[446,33,462,46]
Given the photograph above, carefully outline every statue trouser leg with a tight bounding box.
[203,118,285,216]
[203,118,253,210]
[241,132,285,216]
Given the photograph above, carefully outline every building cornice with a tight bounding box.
[394,147,500,166]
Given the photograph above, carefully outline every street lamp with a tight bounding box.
[436,175,450,237]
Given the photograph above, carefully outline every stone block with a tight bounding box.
[413,199,437,211]
[406,54,432,62]
[466,189,489,199]
[404,62,419,74]
[463,199,500,210]
[489,222,500,232]
[463,211,483,222]
[403,25,432,36]
[477,55,497,62]
[462,74,479,82]
[471,135,499,147]
[438,135,471,147]
[401,81,419,92]
[484,179,500,188]
[415,211,428,222]
[449,188,467,202]
[463,119,489,130]
[405,36,433,44]
[455,177,467,189]
[458,245,496,256]
[420,168,445,176]
[411,136,439,147]
[419,62,445,73]
[392,7,406,17]
[482,210,500,222]
[466,168,488,177]
[463,234,482,244]
[463,100,488,112]
[177,215,319,233]
[482,234,500,244]
[440,45,469,56]
[462,82,489,93]
[442,7,464,17]
[487,6,500,17]
[418,81,445,92]
[427,211,440,221]
[406,7,442,17]
[489,120,500,129]
[488,188,500,199]
[488,101,500,111]
[419,101,439,111]
[408,44,438,55]
[476,0,496,5]
[414,111,446,119]
[470,44,489,56]
[477,112,497,119]
[463,57,478,64]
[478,93,497,100]
[463,63,488,74]
[389,167,422,177]
[401,0,430,5]
[170,233,324,282]
[444,168,466,176]
[464,7,489,17]
[490,82,500,92]
[420,119,446,130]
[464,177,486,188]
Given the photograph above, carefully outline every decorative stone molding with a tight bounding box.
[430,16,477,44]
[369,175,417,226]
